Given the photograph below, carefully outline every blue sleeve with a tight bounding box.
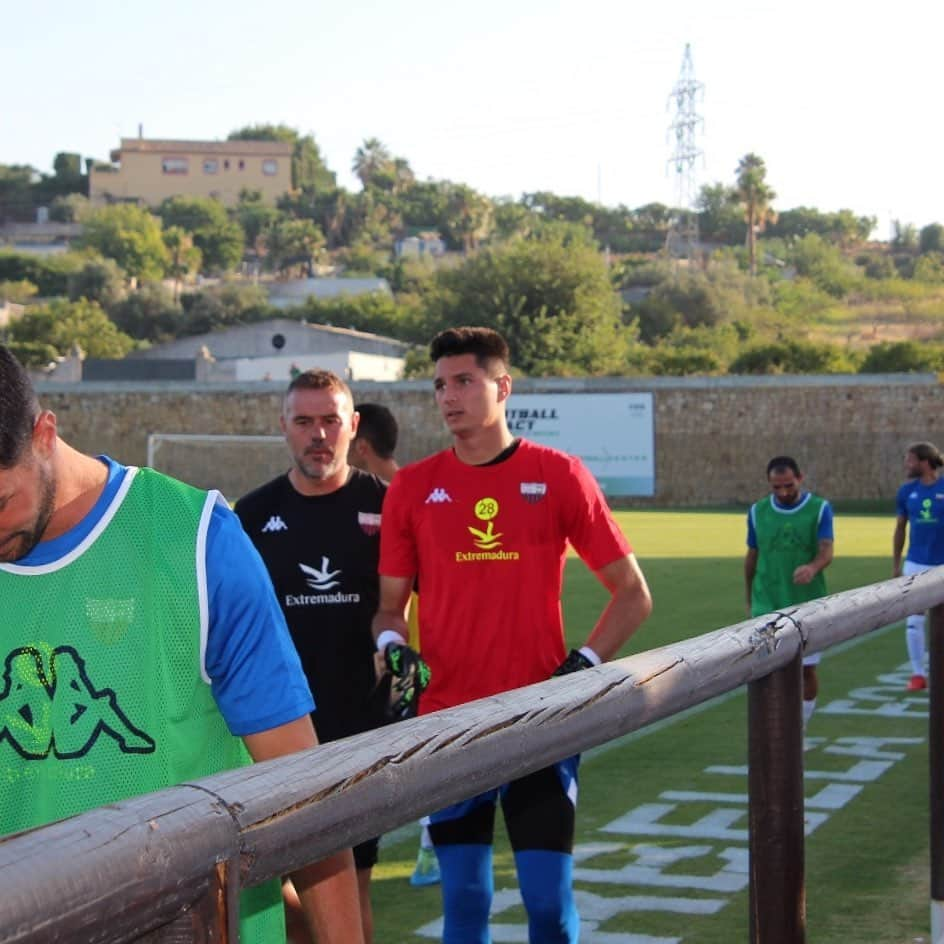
[204,502,315,736]
[818,501,834,542]
[896,483,908,518]
[746,508,757,549]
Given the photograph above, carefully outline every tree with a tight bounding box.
[891,220,918,251]
[352,138,393,189]
[228,124,336,191]
[262,219,325,276]
[234,191,280,256]
[76,205,169,281]
[440,184,494,253]
[108,282,184,343]
[920,223,944,255]
[912,253,944,284]
[9,298,135,359]
[788,234,860,297]
[0,165,37,222]
[696,183,745,245]
[48,193,91,223]
[735,154,776,276]
[0,279,38,304]
[0,250,85,295]
[31,152,90,209]
[162,226,202,302]
[158,196,243,273]
[493,199,539,241]
[426,229,631,375]
[729,339,855,374]
[859,341,944,373]
[179,283,271,335]
[66,257,127,308]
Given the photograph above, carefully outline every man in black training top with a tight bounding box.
[235,369,387,943]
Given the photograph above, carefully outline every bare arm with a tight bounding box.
[243,717,364,944]
[371,575,415,645]
[744,547,758,616]
[582,553,652,661]
[793,537,834,585]
[893,515,908,577]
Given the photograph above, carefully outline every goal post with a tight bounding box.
[146,433,287,501]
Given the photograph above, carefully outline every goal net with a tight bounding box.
[147,433,288,502]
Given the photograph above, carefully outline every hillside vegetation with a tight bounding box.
[3,139,944,376]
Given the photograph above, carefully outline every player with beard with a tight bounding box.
[745,456,834,732]
[236,370,388,942]
[893,441,944,691]
[0,345,363,943]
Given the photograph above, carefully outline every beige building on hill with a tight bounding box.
[89,138,293,208]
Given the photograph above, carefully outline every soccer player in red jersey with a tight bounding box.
[372,326,652,943]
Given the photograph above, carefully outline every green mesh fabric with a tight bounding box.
[0,467,282,941]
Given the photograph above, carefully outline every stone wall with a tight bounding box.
[36,374,943,506]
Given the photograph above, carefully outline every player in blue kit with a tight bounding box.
[893,441,944,691]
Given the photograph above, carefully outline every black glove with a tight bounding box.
[384,643,431,720]
[552,648,595,677]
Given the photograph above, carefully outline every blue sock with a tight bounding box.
[435,843,493,944]
[514,849,579,943]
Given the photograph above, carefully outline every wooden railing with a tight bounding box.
[2,567,944,944]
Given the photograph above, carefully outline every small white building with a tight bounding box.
[129,318,408,382]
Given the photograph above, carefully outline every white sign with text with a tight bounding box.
[506,393,655,496]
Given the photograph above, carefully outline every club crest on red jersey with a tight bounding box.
[358,511,381,536]
[520,482,547,504]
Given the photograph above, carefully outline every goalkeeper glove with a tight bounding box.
[384,643,431,720]
[552,648,595,677]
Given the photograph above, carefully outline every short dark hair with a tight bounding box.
[908,441,944,469]
[429,327,510,374]
[766,455,801,477]
[285,368,353,405]
[354,403,398,459]
[0,345,39,469]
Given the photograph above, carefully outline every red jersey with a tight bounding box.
[379,439,631,713]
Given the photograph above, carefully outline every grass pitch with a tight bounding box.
[369,510,930,943]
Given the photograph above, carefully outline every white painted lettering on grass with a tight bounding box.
[408,660,926,941]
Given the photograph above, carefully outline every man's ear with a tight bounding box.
[31,410,58,459]
[496,373,512,403]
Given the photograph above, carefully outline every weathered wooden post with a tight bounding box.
[930,603,944,944]
[748,646,805,943]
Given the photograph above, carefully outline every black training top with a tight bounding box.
[235,469,387,742]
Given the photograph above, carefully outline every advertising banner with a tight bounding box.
[506,393,654,496]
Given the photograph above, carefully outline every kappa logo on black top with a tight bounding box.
[0,645,156,760]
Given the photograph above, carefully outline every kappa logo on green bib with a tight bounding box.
[0,646,155,760]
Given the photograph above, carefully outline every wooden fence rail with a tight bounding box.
[3,567,944,944]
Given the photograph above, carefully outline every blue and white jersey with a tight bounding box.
[897,478,944,566]
[746,492,834,549]
[13,457,314,735]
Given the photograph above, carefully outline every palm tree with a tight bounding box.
[162,226,200,303]
[735,153,776,276]
[351,138,393,189]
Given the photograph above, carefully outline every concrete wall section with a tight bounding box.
[35,374,943,506]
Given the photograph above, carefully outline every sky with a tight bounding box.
[4,0,941,239]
